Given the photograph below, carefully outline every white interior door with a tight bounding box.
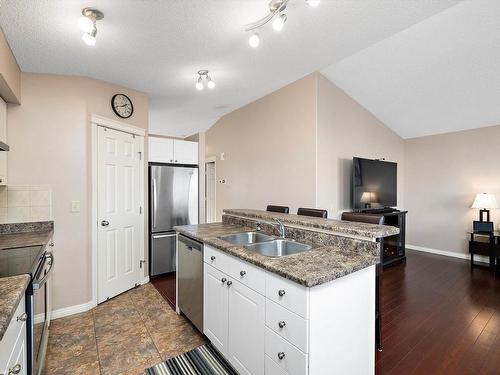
[97,126,143,303]
[205,161,216,223]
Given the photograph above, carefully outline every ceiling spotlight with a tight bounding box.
[196,70,215,91]
[82,28,97,46]
[207,76,215,89]
[306,0,320,6]
[79,8,103,46]
[196,77,204,91]
[248,33,260,48]
[272,13,287,32]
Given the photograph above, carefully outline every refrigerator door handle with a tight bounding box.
[152,178,158,230]
[153,233,177,239]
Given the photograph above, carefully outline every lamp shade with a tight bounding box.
[471,193,499,209]
[360,191,378,203]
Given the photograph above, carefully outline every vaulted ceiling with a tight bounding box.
[321,0,500,139]
[0,0,469,138]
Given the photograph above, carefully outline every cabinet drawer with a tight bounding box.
[265,328,308,375]
[227,256,266,295]
[204,245,231,274]
[265,355,289,375]
[266,299,308,353]
[0,299,26,368]
[266,273,309,318]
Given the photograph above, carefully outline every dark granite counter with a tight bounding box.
[0,230,53,251]
[223,209,399,240]
[0,275,30,341]
[175,222,378,287]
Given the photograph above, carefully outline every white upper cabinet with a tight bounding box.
[0,98,8,185]
[173,139,198,164]
[148,137,198,165]
[148,137,174,163]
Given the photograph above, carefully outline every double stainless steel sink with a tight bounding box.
[218,231,312,257]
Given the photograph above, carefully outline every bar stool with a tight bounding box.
[266,205,289,214]
[297,207,328,218]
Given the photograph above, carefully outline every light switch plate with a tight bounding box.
[71,200,81,212]
[220,152,225,161]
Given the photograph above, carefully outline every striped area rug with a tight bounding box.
[146,343,238,375]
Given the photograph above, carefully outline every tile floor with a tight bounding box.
[44,283,206,375]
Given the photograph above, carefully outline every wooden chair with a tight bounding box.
[341,212,385,351]
[297,207,328,218]
[266,205,290,214]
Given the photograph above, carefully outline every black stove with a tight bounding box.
[0,245,46,278]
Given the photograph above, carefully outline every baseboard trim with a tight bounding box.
[407,244,489,264]
[38,277,152,324]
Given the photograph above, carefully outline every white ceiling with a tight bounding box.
[0,0,461,137]
[321,0,500,139]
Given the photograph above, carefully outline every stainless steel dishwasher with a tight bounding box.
[177,234,203,333]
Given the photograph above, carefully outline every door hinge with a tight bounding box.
[139,206,142,214]
[140,260,146,269]
[138,151,142,160]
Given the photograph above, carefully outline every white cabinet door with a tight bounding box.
[204,264,229,356]
[173,139,198,164]
[148,137,174,163]
[0,98,7,185]
[228,279,265,375]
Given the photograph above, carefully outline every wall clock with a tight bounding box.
[111,94,134,119]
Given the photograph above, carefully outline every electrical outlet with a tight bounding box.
[71,200,81,212]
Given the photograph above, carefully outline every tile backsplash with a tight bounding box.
[0,185,52,223]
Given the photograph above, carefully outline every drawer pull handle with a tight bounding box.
[277,352,285,360]
[16,313,27,322]
[278,289,286,297]
[211,256,216,261]
[9,364,21,374]
[226,280,233,287]
[278,320,286,329]
[240,270,246,277]
[221,278,227,283]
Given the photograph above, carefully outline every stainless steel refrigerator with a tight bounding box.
[149,164,198,277]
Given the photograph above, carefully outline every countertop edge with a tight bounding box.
[0,275,30,342]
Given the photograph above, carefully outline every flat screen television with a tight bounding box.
[352,157,397,211]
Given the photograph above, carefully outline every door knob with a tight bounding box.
[101,220,110,226]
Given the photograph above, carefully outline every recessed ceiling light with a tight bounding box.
[272,13,287,32]
[82,29,97,46]
[306,0,320,7]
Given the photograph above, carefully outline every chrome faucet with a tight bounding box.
[274,219,286,238]
[256,222,262,231]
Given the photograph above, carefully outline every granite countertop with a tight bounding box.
[175,223,378,287]
[0,275,30,341]
[223,209,399,239]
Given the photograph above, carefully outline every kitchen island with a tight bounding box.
[175,209,398,375]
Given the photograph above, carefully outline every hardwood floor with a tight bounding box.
[377,250,500,375]
[151,272,176,309]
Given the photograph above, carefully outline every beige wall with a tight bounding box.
[316,74,405,218]
[7,73,148,310]
[206,74,317,219]
[0,28,21,104]
[405,125,500,255]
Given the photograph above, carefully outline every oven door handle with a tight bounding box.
[33,253,55,290]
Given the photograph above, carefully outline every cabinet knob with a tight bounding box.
[170,159,173,162]
[16,313,27,322]
[226,280,232,287]
[221,278,227,283]
[101,220,110,227]
[278,321,286,329]
[49,242,55,247]
[0,179,3,183]
[278,289,286,297]
[175,160,178,162]
[277,352,285,360]
[240,270,246,277]
[9,364,22,374]
[211,256,216,261]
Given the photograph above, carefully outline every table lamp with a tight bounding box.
[360,191,378,209]
[471,193,499,222]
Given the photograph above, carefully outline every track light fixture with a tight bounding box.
[195,70,215,91]
[245,0,319,47]
[79,8,104,46]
